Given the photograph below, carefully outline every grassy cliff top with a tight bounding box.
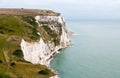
[0,8,60,16]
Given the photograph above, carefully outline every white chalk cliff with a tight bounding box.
[20,15,71,66]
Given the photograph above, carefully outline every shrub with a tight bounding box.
[0,31,4,34]
[10,62,15,66]
[13,49,23,57]
[0,74,11,78]
[0,60,2,63]
[38,69,49,75]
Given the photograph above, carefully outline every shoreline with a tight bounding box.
[49,44,71,78]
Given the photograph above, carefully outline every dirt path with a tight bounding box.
[0,8,59,16]
[2,48,10,63]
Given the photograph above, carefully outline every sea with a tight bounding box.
[51,20,120,78]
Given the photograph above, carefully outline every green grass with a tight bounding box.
[0,15,40,41]
[0,35,7,63]
[0,35,7,75]
[20,15,40,41]
[0,74,11,78]
[8,62,55,78]
[20,15,38,27]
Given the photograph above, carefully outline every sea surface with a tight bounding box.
[51,21,120,78]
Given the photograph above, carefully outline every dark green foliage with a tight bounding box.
[0,74,11,78]
[0,31,4,34]
[0,60,2,63]
[13,49,23,57]
[10,62,15,66]
[38,69,49,75]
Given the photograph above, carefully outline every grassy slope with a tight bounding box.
[0,15,55,78]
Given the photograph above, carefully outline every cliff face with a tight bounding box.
[21,15,71,66]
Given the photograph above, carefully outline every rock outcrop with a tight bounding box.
[21,15,71,66]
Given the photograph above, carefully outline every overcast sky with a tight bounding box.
[0,0,120,20]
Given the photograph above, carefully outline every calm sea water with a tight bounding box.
[51,21,120,78]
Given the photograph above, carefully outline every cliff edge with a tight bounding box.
[0,8,71,78]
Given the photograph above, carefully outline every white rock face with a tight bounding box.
[49,75,59,78]
[35,16,64,24]
[20,15,71,66]
[21,38,51,66]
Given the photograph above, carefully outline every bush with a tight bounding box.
[0,74,11,78]
[13,49,23,57]
[10,62,15,66]
[38,69,49,75]
[0,60,2,63]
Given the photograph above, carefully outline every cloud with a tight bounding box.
[1,0,120,10]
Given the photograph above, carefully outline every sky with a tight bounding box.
[0,0,120,20]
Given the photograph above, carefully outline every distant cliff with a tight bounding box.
[0,8,70,78]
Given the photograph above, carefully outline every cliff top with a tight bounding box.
[0,8,60,16]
